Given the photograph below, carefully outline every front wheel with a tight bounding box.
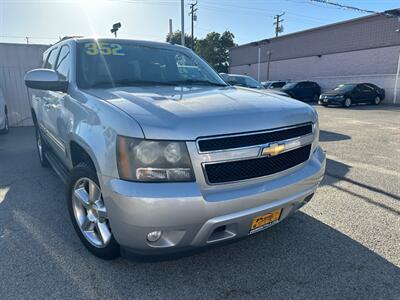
[312,94,319,102]
[67,162,120,260]
[343,97,352,108]
[0,111,9,134]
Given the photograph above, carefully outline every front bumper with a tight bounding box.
[320,97,344,105]
[100,146,326,255]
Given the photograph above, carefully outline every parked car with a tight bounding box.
[222,74,264,89]
[0,88,9,134]
[25,38,325,260]
[281,81,321,102]
[263,89,292,97]
[319,83,385,108]
[262,80,287,89]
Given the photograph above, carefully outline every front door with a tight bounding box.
[46,44,71,162]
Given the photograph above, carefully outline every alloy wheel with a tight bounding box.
[344,98,352,108]
[72,177,112,248]
[374,96,381,105]
[4,114,8,131]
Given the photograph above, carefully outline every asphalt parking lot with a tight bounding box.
[0,104,399,299]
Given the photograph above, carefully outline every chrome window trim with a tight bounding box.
[196,122,314,154]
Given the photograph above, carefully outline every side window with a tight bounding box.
[55,45,70,81]
[304,82,313,88]
[43,48,58,69]
[362,85,373,92]
[297,82,305,88]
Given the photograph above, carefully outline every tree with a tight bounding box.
[166,30,236,73]
[166,30,195,48]
[195,31,236,73]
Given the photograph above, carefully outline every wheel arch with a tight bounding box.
[69,139,99,174]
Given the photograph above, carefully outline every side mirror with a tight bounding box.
[24,69,68,93]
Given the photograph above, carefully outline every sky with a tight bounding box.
[0,0,399,46]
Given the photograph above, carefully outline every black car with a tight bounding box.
[222,74,264,89]
[319,83,385,108]
[281,81,321,102]
[262,80,287,89]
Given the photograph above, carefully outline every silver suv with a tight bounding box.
[25,38,325,260]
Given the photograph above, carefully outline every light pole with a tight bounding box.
[181,0,185,46]
[394,50,400,104]
[266,50,271,81]
[257,47,261,81]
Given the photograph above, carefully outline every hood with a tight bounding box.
[86,86,316,140]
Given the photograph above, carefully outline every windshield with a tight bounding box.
[334,84,356,92]
[282,82,296,89]
[245,76,264,89]
[76,40,227,88]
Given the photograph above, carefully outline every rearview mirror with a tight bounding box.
[24,69,68,92]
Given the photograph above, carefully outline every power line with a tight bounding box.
[189,1,198,50]
[309,0,400,18]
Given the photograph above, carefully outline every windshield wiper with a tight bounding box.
[169,79,227,87]
[90,80,178,88]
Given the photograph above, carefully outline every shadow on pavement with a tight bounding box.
[323,158,399,216]
[1,128,400,299]
[319,130,351,142]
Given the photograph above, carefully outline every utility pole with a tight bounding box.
[189,1,198,50]
[181,0,185,46]
[169,19,173,37]
[273,12,285,37]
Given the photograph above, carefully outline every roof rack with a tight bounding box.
[51,35,83,46]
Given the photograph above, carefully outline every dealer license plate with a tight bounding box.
[249,209,282,234]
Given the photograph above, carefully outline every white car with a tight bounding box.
[0,89,9,134]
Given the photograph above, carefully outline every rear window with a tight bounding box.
[270,82,285,88]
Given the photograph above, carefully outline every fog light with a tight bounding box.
[147,230,162,242]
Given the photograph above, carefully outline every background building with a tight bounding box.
[0,43,48,127]
[229,13,400,103]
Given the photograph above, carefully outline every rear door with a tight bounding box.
[296,82,311,100]
[303,82,315,100]
[352,84,365,103]
[362,84,375,102]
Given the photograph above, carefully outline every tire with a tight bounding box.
[312,94,319,102]
[35,126,50,168]
[372,96,381,105]
[343,97,352,108]
[0,110,9,134]
[67,162,120,260]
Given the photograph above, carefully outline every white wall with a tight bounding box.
[230,45,400,104]
[0,43,48,126]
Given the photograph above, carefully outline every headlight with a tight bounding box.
[116,136,195,182]
[312,111,319,153]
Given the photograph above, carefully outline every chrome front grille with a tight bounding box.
[195,123,314,185]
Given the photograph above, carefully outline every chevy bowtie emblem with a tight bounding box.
[261,143,285,157]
